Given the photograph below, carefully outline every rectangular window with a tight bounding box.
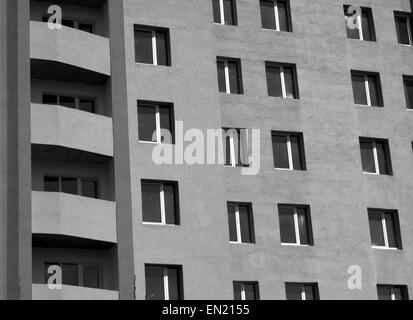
[278,205,313,246]
[217,57,243,94]
[45,263,101,288]
[394,12,413,45]
[227,203,255,244]
[135,25,170,66]
[285,283,319,300]
[44,176,99,199]
[351,71,383,107]
[368,209,402,250]
[344,6,376,41]
[141,181,179,225]
[272,132,306,171]
[212,0,237,25]
[403,76,413,109]
[42,16,94,34]
[42,94,96,114]
[266,62,298,99]
[260,0,292,32]
[223,128,249,167]
[233,282,260,300]
[145,265,183,300]
[359,138,392,175]
[377,285,409,300]
[138,102,174,144]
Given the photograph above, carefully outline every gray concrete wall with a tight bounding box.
[123,0,413,300]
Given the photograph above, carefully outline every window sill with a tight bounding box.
[281,243,310,247]
[139,140,175,146]
[142,222,179,227]
[372,246,399,251]
[213,22,237,27]
[135,62,171,68]
[261,28,292,33]
[230,241,255,246]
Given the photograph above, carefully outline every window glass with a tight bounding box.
[377,285,392,300]
[167,268,181,300]
[369,212,385,246]
[361,10,374,41]
[395,16,410,44]
[223,0,235,25]
[145,266,165,300]
[367,75,380,106]
[290,135,303,170]
[78,23,93,33]
[244,283,258,300]
[285,283,302,300]
[279,206,296,243]
[217,61,227,92]
[163,184,177,225]
[375,141,389,175]
[260,0,276,29]
[360,141,375,173]
[61,177,78,195]
[239,205,253,243]
[228,204,238,242]
[297,207,310,245]
[384,213,398,248]
[159,106,173,144]
[225,135,232,166]
[227,61,241,94]
[83,265,100,289]
[62,19,75,28]
[352,74,368,105]
[81,179,98,199]
[283,66,296,98]
[233,283,242,300]
[142,183,162,223]
[344,6,360,39]
[272,135,289,169]
[393,287,405,300]
[59,96,76,109]
[135,29,153,64]
[404,78,413,108]
[278,0,290,31]
[44,176,59,192]
[212,0,221,23]
[43,94,58,105]
[266,66,282,97]
[79,99,95,113]
[156,31,169,66]
[62,264,78,286]
[138,105,157,142]
[304,285,317,300]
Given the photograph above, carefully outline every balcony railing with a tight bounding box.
[32,284,119,300]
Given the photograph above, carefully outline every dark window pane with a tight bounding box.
[138,105,157,142]
[62,19,75,28]
[217,61,227,92]
[278,0,290,32]
[304,285,318,300]
[43,94,58,105]
[61,178,78,195]
[44,176,59,192]
[279,206,296,243]
[159,106,173,144]
[361,10,374,41]
[404,79,413,108]
[266,66,282,97]
[223,0,235,25]
[367,75,381,107]
[244,283,258,300]
[283,66,296,99]
[81,180,98,199]
[344,6,361,39]
[286,283,302,300]
[260,0,276,29]
[297,207,310,245]
[393,287,404,300]
[78,23,93,33]
[62,264,78,286]
[377,285,392,300]
[59,96,76,109]
[239,205,253,243]
[142,183,162,223]
[375,141,389,175]
[212,0,221,23]
[360,141,375,173]
[228,204,238,242]
[352,74,367,105]
[369,212,385,247]
[395,16,410,45]
[290,135,303,170]
[79,99,95,113]
[225,135,232,166]
[228,61,240,94]
[135,29,153,64]
[163,184,177,225]
[233,283,242,300]
[145,266,165,300]
[156,31,169,66]
[272,135,289,169]
[167,268,181,300]
[83,265,99,289]
[384,213,398,248]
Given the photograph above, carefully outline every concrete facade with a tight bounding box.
[0,0,412,300]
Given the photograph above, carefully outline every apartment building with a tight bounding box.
[0,0,413,300]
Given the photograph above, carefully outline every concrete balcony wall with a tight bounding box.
[31,103,114,157]
[30,21,110,75]
[32,284,119,300]
[32,191,116,243]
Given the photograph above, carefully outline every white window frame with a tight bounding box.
[275,134,296,171]
[230,204,252,244]
[139,105,164,144]
[223,61,231,94]
[273,0,281,31]
[360,74,374,106]
[362,141,384,175]
[371,212,398,250]
[142,183,176,226]
[281,207,309,246]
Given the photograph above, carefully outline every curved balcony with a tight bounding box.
[30,21,110,76]
[31,103,113,157]
[32,284,119,300]
[32,191,117,244]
